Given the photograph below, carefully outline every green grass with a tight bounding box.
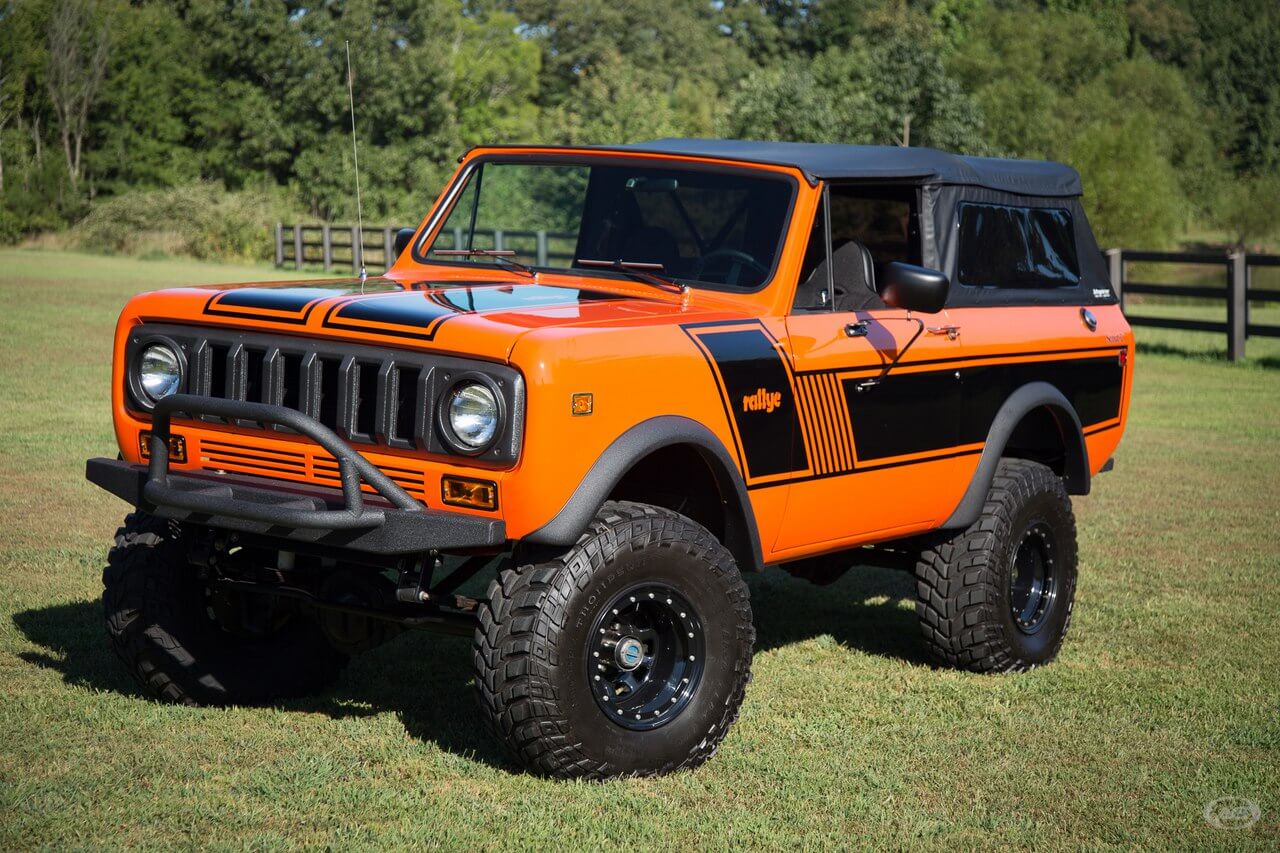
[1,248,1278,848]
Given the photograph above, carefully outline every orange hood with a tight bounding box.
[120,276,752,363]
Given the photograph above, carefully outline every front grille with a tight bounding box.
[191,342,423,448]
[127,324,524,463]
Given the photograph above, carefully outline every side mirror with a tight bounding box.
[880,262,949,314]
[393,227,416,259]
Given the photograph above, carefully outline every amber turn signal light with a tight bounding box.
[138,431,187,463]
[571,392,593,415]
[441,476,498,511]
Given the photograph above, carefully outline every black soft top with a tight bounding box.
[612,138,1082,197]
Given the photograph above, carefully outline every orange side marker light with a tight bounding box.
[138,431,187,464]
[441,476,498,511]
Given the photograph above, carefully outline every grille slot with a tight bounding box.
[208,344,230,397]
[244,347,267,404]
[353,360,380,439]
[280,352,303,411]
[317,357,339,429]
[391,365,421,448]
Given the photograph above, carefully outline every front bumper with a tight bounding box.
[86,394,505,555]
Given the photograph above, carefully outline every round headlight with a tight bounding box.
[138,344,182,401]
[446,382,499,450]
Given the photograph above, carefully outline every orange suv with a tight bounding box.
[88,140,1132,779]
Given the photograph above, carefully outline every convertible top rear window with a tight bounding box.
[957,202,1080,290]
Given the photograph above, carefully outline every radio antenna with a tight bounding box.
[345,40,367,288]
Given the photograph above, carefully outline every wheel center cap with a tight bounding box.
[615,637,644,671]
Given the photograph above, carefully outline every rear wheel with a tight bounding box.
[473,501,754,779]
[914,459,1078,672]
[103,512,348,705]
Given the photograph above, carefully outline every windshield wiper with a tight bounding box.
[575,259,687,295]
[433,248,535,278]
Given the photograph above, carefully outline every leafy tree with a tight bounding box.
[1069,112,1184,247]
[1213,174,1280,250]
[1183,1,1280,175]
[45,0,111,193]
[725,29,984,152]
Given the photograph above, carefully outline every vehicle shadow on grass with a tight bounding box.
[11,563,921,773]
[1136,340,1280,368]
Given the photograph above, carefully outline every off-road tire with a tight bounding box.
[914,459,1078,672]
[473,501,754,779]
[103,512,348,705]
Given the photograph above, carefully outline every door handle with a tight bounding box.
[926,325,960,341]
[844,321,869,338]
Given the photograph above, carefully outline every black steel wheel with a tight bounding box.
[474,501,754,780]
[1008,521,1059,634]
[915,459,1078,672]
[587,584,706,730]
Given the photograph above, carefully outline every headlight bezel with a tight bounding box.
[127,336,187,411]
[436,371,506,456]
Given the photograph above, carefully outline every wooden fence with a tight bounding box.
[1106,249,1280,361]
[274,224,576,274]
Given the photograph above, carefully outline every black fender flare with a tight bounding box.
[524,416,764,573]
[941,382,1090,530]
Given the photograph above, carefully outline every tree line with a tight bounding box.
[1,0,1277,253]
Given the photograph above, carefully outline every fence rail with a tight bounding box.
[1106,248,1280,361]
[274,224,576,274]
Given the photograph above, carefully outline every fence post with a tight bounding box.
[1227,251,1246,361]
[536,230,548,267]
[494,229,504,252]
[454,226,464,250]
[274,223,284,268]
[1106,248,1123,309]
[383,227,394,270]
[1244,255,1251,335]
[351,226,361,274]
[293,226,304,271]
[321,224,333,273]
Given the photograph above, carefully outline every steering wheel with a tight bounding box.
[693,249,768,284]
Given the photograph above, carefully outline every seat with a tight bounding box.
[796,240,885,312]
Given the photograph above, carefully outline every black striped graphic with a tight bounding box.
[794,372,855,476]
[683,322,808,481]
[684,317,1125,490]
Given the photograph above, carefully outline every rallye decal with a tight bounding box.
[682,321,808,482]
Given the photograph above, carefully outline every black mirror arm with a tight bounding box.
[854,314,925,393]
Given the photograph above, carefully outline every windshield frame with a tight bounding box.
[409,152,801,295]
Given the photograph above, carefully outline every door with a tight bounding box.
[772,183,973,556]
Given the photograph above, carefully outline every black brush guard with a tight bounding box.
[86,394,505,554]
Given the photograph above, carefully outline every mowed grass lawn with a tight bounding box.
[1,249,1278,848]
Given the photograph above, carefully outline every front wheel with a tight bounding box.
[914,459,1078,672]
[103,512,348,705]
[473,501,755,779]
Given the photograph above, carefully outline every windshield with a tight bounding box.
[423,160,795,291]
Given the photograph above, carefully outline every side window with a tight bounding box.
[792,185,919,312]
[957,202,1080,289]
